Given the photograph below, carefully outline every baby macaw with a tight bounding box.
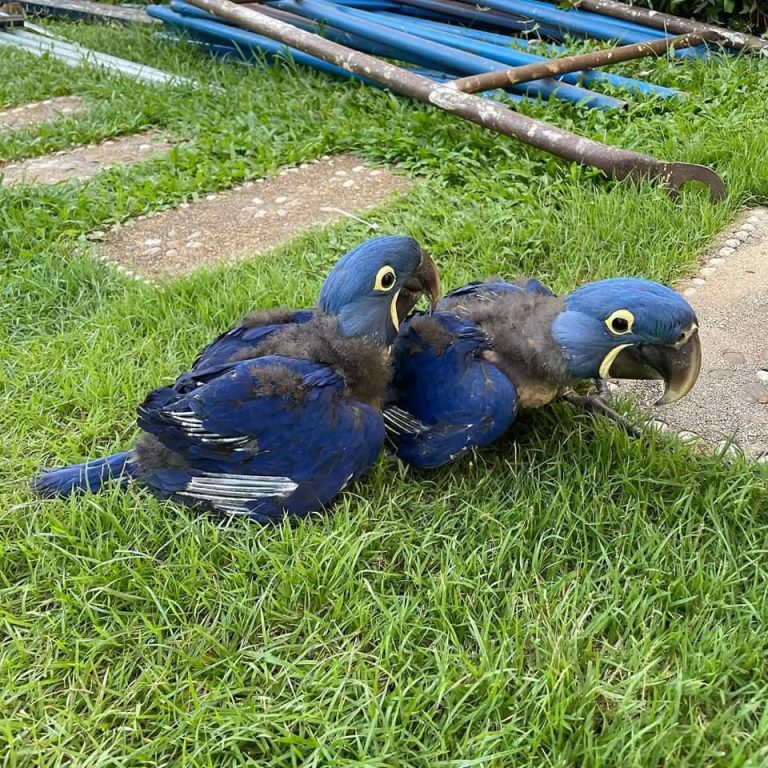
[33,236,440,522]
[386,277,701,468]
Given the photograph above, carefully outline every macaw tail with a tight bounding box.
[31,451,139,498]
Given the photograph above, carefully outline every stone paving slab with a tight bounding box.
[0,130,171,186]
[616,208,768,461]
[97,154,415,280]
[0,96,84,131]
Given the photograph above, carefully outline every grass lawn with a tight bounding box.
[2,19,768,767]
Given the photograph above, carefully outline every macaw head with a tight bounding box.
[318,235,441,345]
[552,278,701,404]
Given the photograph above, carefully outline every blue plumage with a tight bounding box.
[173,309,314,393]
[553,278,698,380]
[439,277,554,303]
[192,309,314,371]
[387,312,517,468]
[387,276,701,468]
[32,451,139,498]
[32,236,440,522]
[137,356,384,521]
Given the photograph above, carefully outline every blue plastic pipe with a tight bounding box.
[360,0,564,38]
[453,0,667,43]
[177,0,567,100]
[311,0,558,32]
[167,25,516,95]
[496,0,669,36]
[157,2,527,101]
[381,10,562,49]
[368,10,682,98]
[381,13,702,63]
[147,4,387,85]
[273,0,626,108]
[170,0,438,64]
[308,0,706,57]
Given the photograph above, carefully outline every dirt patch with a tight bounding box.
[97,154,415,280]
[0,96,85,131]
[616,208,768,460]
[0,130,171,186]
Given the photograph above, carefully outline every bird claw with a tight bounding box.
[561,390,642,439]
[593,379,617,404]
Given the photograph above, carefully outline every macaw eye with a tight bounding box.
[606,309,635,335]
[374,266,397,292]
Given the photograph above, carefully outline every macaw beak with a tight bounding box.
[395,250,441,322]
[601,327,702,405]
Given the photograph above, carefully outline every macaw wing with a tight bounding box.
[438,277,554,309]
[137,354,384,518]
[386,312,518,469]
[171,309,314,394]
[191,308,314,371]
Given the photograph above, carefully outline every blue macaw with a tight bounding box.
[33,236,441,522]
[386,277,701,469]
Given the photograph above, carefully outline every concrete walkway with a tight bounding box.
[618,208,768,461]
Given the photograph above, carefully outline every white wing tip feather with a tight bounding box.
[177,472,298,515]
[383,406,430,436]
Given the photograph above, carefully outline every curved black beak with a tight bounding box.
[603,329,702,405]
[396,249,441,322]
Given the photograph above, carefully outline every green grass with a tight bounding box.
[2,20,768,767]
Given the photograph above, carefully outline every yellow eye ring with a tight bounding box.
[605,309,635,336]
[374,265,397,292]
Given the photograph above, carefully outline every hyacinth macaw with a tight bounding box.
[33,236,441,522]
[386,277,701,469]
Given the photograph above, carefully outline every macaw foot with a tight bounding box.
[561,390,643,439]
[593,379,617,403]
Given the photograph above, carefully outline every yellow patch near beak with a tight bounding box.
[674,323,699,348]
[390,289,401,331]
[599,343,632,380]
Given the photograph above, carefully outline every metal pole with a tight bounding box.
[18,0,157,25]
[573,0,768,55]
[184,0,725,199]
[0,28,194,84]
[371,10,681,97]
[450,30,716,93]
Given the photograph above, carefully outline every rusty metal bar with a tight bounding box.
[453,31,716,93]
[390,0,551,36]
[573,0,768,55]
[450,31,717,93]
[185,0,725,200]
[17,0,157,24]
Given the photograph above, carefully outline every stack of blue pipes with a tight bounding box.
[147,0,716,109]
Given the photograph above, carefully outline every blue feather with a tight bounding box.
[32,451,139,497]
[388,277,555,468]
[138,355,384,522]
[439,277,554,307]
[173,309,314,392]
[387,312,517,468]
